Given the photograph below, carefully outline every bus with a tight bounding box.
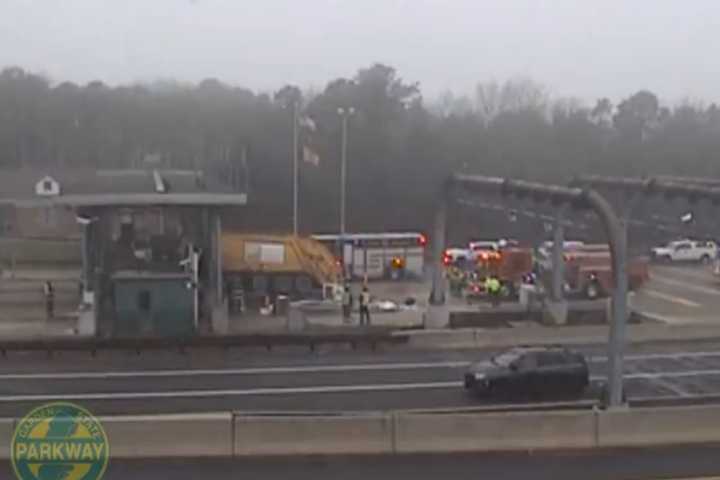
[312,232,427,280]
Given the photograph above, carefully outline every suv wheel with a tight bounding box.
[701,254,712,265]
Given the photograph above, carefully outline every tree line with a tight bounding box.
[1,64,720,238]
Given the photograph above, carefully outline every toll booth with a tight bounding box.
[0,169,246,337]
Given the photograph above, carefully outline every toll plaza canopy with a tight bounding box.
[0,168,247,207]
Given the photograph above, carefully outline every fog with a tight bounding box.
[1,0,719,102]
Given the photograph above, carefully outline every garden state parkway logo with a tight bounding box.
[11,402,109,480]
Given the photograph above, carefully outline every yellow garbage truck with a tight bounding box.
[222,233,343,311]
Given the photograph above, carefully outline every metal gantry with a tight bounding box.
[432,174,628,407]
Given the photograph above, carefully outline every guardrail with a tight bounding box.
[0,329,408,356]
[2,404,720,459]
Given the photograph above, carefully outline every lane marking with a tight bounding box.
[650,274,720,297]
[0,361,473,380]
[641,289,702,308]
[631,311,701,325]
[4,368,720,402]
[3,351,720,380]
[0,381,464,402]
[645,376,691,397]
[622,369,720,381]
[652,265,717,283]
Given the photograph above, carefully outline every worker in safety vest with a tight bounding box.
[359,286,371,326]
[484,275,502,306]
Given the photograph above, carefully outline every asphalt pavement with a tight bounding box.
[634,264,720,324]
[1,340,720,415]
[4,445,719,480]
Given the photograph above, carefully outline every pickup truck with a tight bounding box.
[651,239,717,264]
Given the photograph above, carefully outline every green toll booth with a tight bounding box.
[111,271,196,337]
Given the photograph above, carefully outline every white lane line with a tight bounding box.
[631,311,699,325]
[0,361,473,380]
[6,366,720,402]
[3,368,720,402]
[650,274,720,297]
[0,381,464,402]
[652,266,716,283]
[3,351,720,380]
[645,377,692,397]
[589,369,720,382]
[615,351,720,362]
[641,289,702,308]
[626,369,720,380]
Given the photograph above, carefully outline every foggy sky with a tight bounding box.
[2,0,719,104]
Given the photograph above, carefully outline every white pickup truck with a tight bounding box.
[651,239,717,264]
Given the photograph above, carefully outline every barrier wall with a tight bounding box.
[0,419,15,460]
[394,410,596,453]
[234,413,393,456]
[597,405,720,447]
[0,407,719,458]
[100,413,233,458]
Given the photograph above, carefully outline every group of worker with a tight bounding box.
[341,284,372,325]
[447,264,504,305]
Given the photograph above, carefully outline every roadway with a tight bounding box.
[3,445,719,479]
[633,264,720,324]
[2,340,720,415]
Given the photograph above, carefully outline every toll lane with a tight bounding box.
[0,344,718,414]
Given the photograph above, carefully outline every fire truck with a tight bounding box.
[562,245,649,299]
[464,246,535,300]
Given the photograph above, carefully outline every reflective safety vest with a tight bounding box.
[360,291,371,306]
[485,277,501,293]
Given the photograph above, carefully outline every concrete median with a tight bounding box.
[234,413,393,455]
[2,405,720,458]
[100,412,233,458]
[0,419,15,460]
[393,410,596,453]
[404,328,478,349]
[597,405,720,447]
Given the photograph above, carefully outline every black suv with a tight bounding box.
[464,346,589,399]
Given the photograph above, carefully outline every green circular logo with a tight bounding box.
[11,402,109,480]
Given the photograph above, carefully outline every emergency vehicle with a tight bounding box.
[562,245,649,299]
[313,232,427,280]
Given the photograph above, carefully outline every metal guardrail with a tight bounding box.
[0,329,409,356]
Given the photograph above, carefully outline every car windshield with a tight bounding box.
[491,352,522,366]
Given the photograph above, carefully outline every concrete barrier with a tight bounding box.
[597,405,720,447]
[405,328,477,349]
[100,413,233,458]
[234,413,393,455]
[3,405,720,459]
[394,410,596,453]
[0,419,16,460]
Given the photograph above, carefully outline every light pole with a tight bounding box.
[337,107,355,237]
[292,100,299,236]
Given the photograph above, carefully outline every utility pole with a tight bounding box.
[292,100,299,236]
[337,107,355,237]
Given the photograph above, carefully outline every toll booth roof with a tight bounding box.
[0,168,247,207]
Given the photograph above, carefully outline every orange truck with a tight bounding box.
[563,246,649,299]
